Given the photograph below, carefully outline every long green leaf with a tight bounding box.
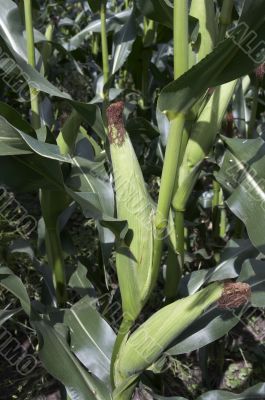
[153,382,265,399]
[216,136,265,254]
[64,296,116,386]
[111,9,137,75]
[0,267,31,315]
[158,0,265,114]
[33,319,112,400]
[68,10,131,51]
[0,0,105,139]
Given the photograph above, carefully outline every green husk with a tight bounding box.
[172,79,238,212]
[107,101,155,322]
[114,282,224,388]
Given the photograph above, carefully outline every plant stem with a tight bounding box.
[45,228,66,301]
[248,77,258,138]
[211,0,233,241]
[141,56,150,111]
[165,211,184,301]
[213,183,226,239]
[163,0,188,301]
[42,22,54,76]
[100,0,109,99]
[92,33,100,58]
[212,179,221,238]
[24,0,67,305]
[218,0,233,42]
[219,190,226,238]
[212,179,220,210]
[212,0,233,237]
[155,114,186,230]
[141,18,155,112]
[154,0,189,228]
[40,190,68,305]
[23,0,40,130]
[173,0,189,80]
[110,318,133,388]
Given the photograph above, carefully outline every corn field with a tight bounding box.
[0,0,265,399]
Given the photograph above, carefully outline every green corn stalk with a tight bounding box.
[212,0,234,240]
[46,110,82,302]
[114,282,224,397]
[170,78,232,275]
[172,79,238,214]
[165,0,217,302]
[107,102,156,373]
[24,0,40,131]
[141,18,156,112]
[23,0,65,304]
[40,190,69,304]
[156,0,188,302]
[23,0,80,305]
[155,0,188,233]
[57,110,83,155]
[92,33,100,58]
[218,0,234,42]
[100,0,109,100]
[41,22,54,76]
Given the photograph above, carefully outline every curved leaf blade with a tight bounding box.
[0,266,31,315]
[216,137,265,254]
[64,296,116,386]
[158,0,265,114]
[33,319,112,400]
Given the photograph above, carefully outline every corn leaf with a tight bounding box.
[158,0,265,114]
[64,296,116,387]
[216,136,265,254]
[0,266,31,315]
[33,319,112,400]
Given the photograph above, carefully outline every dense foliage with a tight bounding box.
[1,0,265,399]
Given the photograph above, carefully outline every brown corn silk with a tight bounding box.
[217,281,251,309]
[106,101,126,146]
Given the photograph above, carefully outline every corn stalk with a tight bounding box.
[155,0,188,302]
[101,0,109,100]
[172,79,238,213]
[165,0,218,301]
[23,0,73,305]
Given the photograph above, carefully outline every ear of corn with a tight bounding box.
[107,102,155,322]
[172,79,238,212]
[114,282,224,387]
[114,280,251,398]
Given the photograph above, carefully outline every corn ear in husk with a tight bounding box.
[172,79,238,212]
[107,102,155,322]
[114,282,224,387]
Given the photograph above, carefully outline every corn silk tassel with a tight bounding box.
[113,281,251,399]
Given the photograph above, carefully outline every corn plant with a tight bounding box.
[1,0,265,399]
